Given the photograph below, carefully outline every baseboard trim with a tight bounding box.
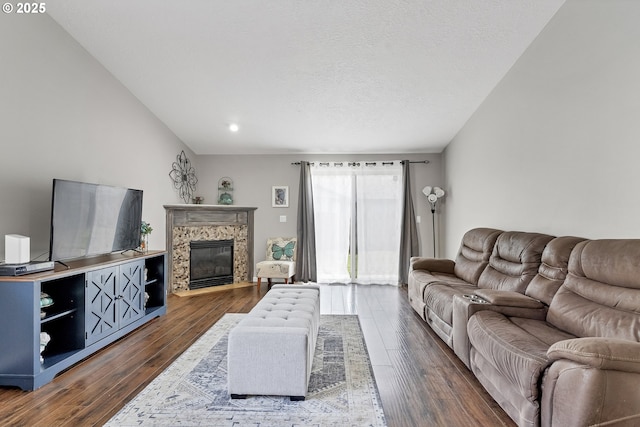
[173,282,256,297]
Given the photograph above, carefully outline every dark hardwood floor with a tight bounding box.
[0,283,515,427]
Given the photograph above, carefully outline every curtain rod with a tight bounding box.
[291,160,430,165]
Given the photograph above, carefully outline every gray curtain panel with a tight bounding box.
[296,161,317,282]
[398,160,419,285]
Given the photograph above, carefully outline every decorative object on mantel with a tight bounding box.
[218,177,234,205]
[192,196,204,204]
[140,221,153,253]
[422,186,446,256]
[272,185,289,207]
[168,150,198,203]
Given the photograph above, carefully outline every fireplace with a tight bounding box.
[165,204,257,293]
[189,239,234,289]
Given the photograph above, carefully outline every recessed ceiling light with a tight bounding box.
[229,123,239,132]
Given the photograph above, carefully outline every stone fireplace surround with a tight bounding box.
[164,205,257,293]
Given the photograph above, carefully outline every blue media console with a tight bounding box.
[0,251,167,390]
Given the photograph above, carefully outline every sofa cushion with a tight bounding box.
[509,317,575,346]
[453,228,502,285]
[468,311,570,401]
[547,239,640,340]
[478,231,554,293]
[424,282,477,325]
[411,270,473,298]
[525,236,586,305]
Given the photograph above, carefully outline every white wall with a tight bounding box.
[0,13,188,260]
[195,153,443,269]
[443,0,640,258]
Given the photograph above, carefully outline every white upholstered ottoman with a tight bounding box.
[227,284,320,401]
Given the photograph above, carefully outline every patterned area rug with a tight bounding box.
[105,314,387,426]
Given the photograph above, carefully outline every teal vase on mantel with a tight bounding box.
[218,177,234,205]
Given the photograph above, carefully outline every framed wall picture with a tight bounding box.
[272,186,289,207]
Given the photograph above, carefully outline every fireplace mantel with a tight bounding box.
[164,204,257,292]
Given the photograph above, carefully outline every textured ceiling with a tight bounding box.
[47,0,566,155]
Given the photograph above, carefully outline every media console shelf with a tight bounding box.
[0,251,167,391]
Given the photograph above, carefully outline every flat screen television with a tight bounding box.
[49,179,143,262]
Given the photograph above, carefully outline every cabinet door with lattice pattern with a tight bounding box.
[118,260,145,328]
[86,267,118,345]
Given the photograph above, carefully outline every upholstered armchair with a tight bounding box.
[255,237,297,290]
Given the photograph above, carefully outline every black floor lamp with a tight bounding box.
[422,186,445,257]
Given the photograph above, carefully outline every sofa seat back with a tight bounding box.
[454,235,581,369]
[547,239,640,340]
[453,228,502,285]
[477,231,554,294]
[525,236,586,306]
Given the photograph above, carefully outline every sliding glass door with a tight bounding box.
[311,161,403,285]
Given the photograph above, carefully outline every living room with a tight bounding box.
[1,1,639,426]
[2,1,638,266]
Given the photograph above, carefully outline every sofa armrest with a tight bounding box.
[473,289,544,309]
[547,338,640,373]
[542,342,640,426]
[409,257,455,274]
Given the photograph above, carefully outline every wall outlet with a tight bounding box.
[279,215,287,223]
[416,215,421,224]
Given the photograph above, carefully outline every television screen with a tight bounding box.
[49,179,143,261]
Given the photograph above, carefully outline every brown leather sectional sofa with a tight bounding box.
[408,228,640,427]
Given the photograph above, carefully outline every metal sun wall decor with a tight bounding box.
[169,150,198,203]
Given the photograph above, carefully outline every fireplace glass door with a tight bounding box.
[189,239,234,289]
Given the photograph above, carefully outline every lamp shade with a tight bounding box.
[422,186,445,201]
